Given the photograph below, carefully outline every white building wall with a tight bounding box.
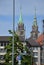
[33,47,40,65]
[0,42,8,63]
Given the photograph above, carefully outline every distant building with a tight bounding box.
[36,20,44,65]
[27,9,41,65]
[16,7,25,42]
[37,34,44,65]
[0,36,11,63]
[16,7,26,54]
[26,37,41,65]
[36,34,44,65]
[31,9,39,39]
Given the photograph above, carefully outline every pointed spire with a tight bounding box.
[33,8,37,26]
[19,6,23,24]
[34,8,36,19]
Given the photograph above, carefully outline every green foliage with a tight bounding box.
[4,30,33,65]
[21,55,32,65]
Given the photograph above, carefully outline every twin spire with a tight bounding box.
[18,7,38,26]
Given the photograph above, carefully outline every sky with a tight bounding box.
[0,0,44,38]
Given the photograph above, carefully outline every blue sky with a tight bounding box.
[0,0,44,38]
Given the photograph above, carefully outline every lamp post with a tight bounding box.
[12,0,15,65]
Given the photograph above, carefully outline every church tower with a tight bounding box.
[31,9,39,39]
[16,7,25,41]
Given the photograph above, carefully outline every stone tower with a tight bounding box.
[31,9,39,39]
[16,7,25,41]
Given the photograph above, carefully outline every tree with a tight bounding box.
[4,30,33,65]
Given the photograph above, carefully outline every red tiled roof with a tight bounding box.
[36,34,44,45]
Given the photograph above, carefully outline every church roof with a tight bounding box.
[26,37,40,47]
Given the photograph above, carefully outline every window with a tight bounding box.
[0,55,4,60]
[0,48,6,52]
[4,43,6,46]
[1,43,3,46]
[0,49,4,52]
[33,58,38,62]
[33,52,38,56]
[33,47,38,50]
[42,58,44,64]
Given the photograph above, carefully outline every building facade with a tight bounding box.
[16,8,25,42]
[30,9,41,65]
[36,34,44,65]
[0,36,10,63]
[26,37,41,65]
[36,20,44,65]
